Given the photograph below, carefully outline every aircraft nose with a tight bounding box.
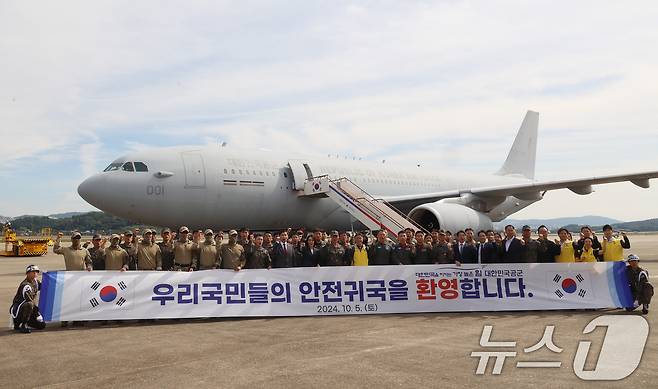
[77,174,104,207]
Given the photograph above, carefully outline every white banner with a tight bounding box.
[39,262,634,322]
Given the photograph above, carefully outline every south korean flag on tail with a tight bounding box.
[547,272,593,301]
[82,278,134,312]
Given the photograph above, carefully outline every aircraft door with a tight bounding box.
[181,151,206,188]
[287,159,314,190]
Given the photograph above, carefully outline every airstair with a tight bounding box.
[301,175,426,236]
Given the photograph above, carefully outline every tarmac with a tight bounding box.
[1,234,657,388]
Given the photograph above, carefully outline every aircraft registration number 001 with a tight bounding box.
[146,185,165,196]
[316,304,379,314]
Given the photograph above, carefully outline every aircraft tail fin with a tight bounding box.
[495,110,539,180]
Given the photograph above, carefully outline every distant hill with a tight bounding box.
[496,216,624,230]
[0,215,11,224]
[562,218,658,233]
[9,212,160,234]
[48,212,87,219]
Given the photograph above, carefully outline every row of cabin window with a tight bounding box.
[223,169,284,177]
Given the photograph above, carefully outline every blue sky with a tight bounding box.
[1,1,658,220]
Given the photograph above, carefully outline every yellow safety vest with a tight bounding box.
[555,241,576,263]
[578,248,597,262]
[353,246,369,266]
[603,237,625,262]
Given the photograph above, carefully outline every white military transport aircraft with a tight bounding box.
[78,111,658,235]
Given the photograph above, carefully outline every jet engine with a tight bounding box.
[408,202,493,232]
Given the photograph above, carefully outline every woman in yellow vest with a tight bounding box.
[577,237,598,262]
[601,224,631,261]
[554,228,577,262]
[352,233,369,266]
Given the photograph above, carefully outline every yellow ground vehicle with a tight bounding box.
[1,223,51,257]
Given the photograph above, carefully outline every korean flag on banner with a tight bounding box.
[546,272,593,301]
[81,278,135,311]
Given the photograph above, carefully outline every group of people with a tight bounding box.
[51,224,634,272]
[9,223,651,334]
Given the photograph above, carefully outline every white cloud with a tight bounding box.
[1,1,657,219]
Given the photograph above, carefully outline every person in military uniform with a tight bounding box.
[391,231,414,265]
[220,230,246,271]
[198,229,221,270]
[85,234,107,270]
[53,232,92,271]
[537,225,560,263]
[312,228,326,248]
[173,226,197,271]
[104,234,129,271]
[262,232,275,257]
[319,230,347,266]
[238,227,255,258]
[9,265,46,333]
[413,231,432,264]
[132,229,162,270]
[245,234,272,269]
[368,230,392,265]
[429,231,453,264]
[519,225,547,263]
[119,230,138,270]
[158,228,175,270]
[626,254,652,314]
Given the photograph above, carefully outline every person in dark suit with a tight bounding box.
[271,230,297,268]
[300,235,320,267]
[499,225,527,263]
[453,230,478,264]
[476,230,499,263]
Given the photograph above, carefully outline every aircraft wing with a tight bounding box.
[382,170,658,210]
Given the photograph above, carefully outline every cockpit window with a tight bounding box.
[122,162,135,172]
[134,162,148,172]
[103,163,122,172]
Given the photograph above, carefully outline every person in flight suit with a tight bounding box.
[319,230,347,266]
[173,226,197,271]
[245,234,272,269]
[84,234,107,270]
[9,265,46,333]
[413,231,432,264]
[238,227,255,258]
[368,229,392,266]
[430,230,453,264]
[53,232,92,271]
[158,228,175,271]
[391,231,414,265]
[198,229,221,270]
[220,230,246,271]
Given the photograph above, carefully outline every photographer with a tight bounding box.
[9,265,46,333]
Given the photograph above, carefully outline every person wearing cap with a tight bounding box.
[104,234,130,271]
[130,229,162,270]
[53,232,92,271]
[85,234,107,270]
[245,233,272,269]
[368,229,393,265]
[219,230,246,271]
[158,228,175,271]
[120,230,138,270]
[554,228,577,263]
[198,229,221,270]
[536,225,560,263]
[519,225,546,263]
[626,254,651,314]
[575,226,602,261]
[601,224,631,262]
[173,226,197,271]
[319,230,348,266]
[9,265,46,333]
[429,230,453,264]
